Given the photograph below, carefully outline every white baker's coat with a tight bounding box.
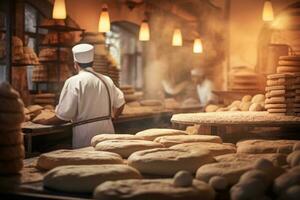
[55,68,125,148]
[196,79,214,106]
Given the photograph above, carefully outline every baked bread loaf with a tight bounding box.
[37,149,123,170]
[94,140,164,158]
[154,135,222,147]
[128,148,215,176]
[170,142,236,156]
[91,134,144,147]
[93,179,215,200]
[44,164,142,193]
[135,128,187,141]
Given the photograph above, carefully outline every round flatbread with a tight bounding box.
[196,161,252,185]
[43,165,142,193]
[91,134,144,147]
[265,104,287,109]
[135,129,187,141]
[94,140,164,158]
[170,142,236,156]
[277,66,300,73]
[0,98,24,113]
[279,55,300,61]
[0,130,23,146]
[265,85,293,91]
[153,135,222,147]
[267,73,294,79]
[278,60,300,66]
[236,139,298,154]
[215,153,287,166]
[94,179,215,200]
[267,108,287,113]
[37,149,124,170]
[128,148,215,176]
[0,82,20,99]
[0,159,23,175]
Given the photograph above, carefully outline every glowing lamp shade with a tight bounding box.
[172,29,183,46]
[52,0,66,19]
[98,6,110,33]
[262,1,274,22]
[139,20,150,41]
[193,38,203,53]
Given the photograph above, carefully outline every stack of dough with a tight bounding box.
[265,73,297,115]
[294,73,300,116]
[277,56,300,74]
[0,82,25,174]
[120,85,143,103]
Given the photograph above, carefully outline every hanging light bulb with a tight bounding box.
[98,4,110,33]
[172,29,183,46]
[52,0,67,19]
[262,1,274,22]
[193,38,203,53]
[139,20,150,41]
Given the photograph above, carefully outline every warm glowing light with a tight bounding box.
[262,1,274,22]
[193,38,203,53]
[139,20,150,41]
[52,0,66,19]
[98,5,110,33]
[172,29,183,46]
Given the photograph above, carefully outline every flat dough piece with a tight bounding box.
[267,73,295,79]
[215,153,287,166]
[265,85,293,91]
[266,92,295,98]
[153,135,222,147]
[265,97,294,104]
[196,161,252,185]
[32,110,55,122]
[94,140,164,158]
[265,104,288,109]
[236,139,298,154]
[0,145,25,160]
[267,108,287,113]
[0,159,23,175]
[266,79,294,86]
[37,149,124,170]
[170,142,236,156]
[43,165,142,193]
[128,148,215,176]
[94,179,215,200]
[0,98,24,113]
[91,134,144,147]
[135,128,187,141]
[0,130,23,146]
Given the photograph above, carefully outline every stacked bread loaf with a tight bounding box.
[265,73,296,115]
[42,32,75,45]
[12,36,24,62]
[229,66,261,91]
[120,85,142,103]
[277,56,300,74]
[0,82,25,174]
[294,73,300,116]
[21,47,39,64]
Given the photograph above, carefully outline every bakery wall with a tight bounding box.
[229,0,298,69]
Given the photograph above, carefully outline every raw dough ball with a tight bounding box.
[242,95,252,102]
[173,170,193,187]
[231,178,267,200]
[293,143,300,151]
[205,104,219,112]
[239,169,270,186]
[252,94,265,104]
[229,100,241,108]
[273,170,300,195]
[239,102,251,111]
[208,176,228,190]
[249,103,264,111]
[254,158,274,170]
[229,106,239,111]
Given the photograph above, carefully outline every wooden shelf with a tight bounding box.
[36,25,84,32]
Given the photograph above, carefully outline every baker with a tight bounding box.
[35,43,125,148]
[191,68,216,106]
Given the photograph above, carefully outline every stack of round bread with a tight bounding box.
[265,73,297,115]
[205,94,265,112]
[228,67,260,91]
[294,73,300,116]
[277,55,300,74]
[0,82,25,175]
[93,54,109,76]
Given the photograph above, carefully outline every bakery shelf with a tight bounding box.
[36,25,84,32]
[12,62,40,67]
[39,43,76,48]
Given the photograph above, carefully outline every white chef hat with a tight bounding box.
[72,43,94,68]
[191,68,204,76]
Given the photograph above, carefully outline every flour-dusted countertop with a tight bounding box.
[171,111,300,126]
